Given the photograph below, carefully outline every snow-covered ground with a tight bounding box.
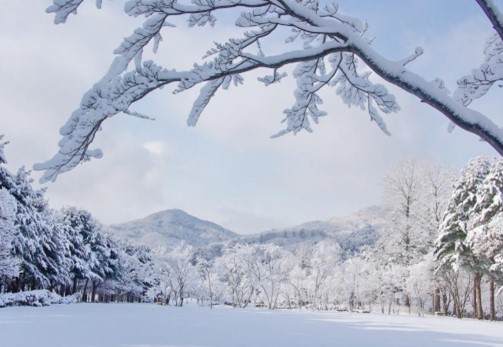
[1,304,502,347]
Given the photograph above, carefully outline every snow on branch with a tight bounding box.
[187,78,225,126]
[46,0,85,24]
[38,0,503,181]
[399,47,424,67]
[476,0,503,41]
[455,33,503,106]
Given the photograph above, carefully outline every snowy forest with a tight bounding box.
[2,134,503,321]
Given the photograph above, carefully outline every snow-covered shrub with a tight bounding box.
[0,290,78,308]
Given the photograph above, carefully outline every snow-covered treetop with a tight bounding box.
[35,0,503,182]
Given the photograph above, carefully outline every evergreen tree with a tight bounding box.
[434,157,501,319]
[435,157,491,269]
[9,168,68,291]
[57,207,94,294]
[0,138,20,290]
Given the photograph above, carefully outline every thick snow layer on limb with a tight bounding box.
[37,0,503,181]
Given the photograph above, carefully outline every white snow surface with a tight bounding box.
[1,303,502,347]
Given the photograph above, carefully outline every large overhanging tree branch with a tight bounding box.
[35,0,503,182]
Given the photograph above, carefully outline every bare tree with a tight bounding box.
[436,268,474,319]
[36,0,503,181]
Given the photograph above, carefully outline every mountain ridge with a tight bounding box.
[109,209,239,253]
[109,206,387,255]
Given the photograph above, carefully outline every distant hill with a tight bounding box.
[109,206,388,257]
[242,206,388,256]
[109,209,238,254]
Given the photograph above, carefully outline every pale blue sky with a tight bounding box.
[1,0,502,234]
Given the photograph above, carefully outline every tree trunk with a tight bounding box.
[433,288,441,313]
[405,295,411,314]
[452,300,459,318]
[442,293,449,316]
[91,281,98,303]
[489,277,495,321]
[72,277,78,295]
[474,272,483,320]
[82,279,89,302]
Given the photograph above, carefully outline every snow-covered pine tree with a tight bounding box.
[435,158,491,267]
[116,242,155,302]
[0,137,68,292]
[69,210,120,302]
[9,168,68,292]
[0,188,20,291]
[57,207,95,295]
[435,157,493,319]
[465,158,503,320]
[0,138,20,291]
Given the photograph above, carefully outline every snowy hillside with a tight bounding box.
[109,209,238,253]
[242,206,388,255]
[110,207,388,256]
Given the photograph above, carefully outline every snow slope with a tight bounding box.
[1,303,502,347]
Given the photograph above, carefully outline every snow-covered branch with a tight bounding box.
[37,0,503,181]
[476,0,503,41]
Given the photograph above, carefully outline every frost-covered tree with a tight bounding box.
[0,139,19,290]
[0,188,19,289]
[435,157,503,319]
[0,138,20,289]
[0,138,69,292]
[57,207,94,294]
[114,242,156,301]
[437,267,474,319]
[36,0,503,182]
[157,243,195,306]
[381,159,424,267]
[312,239,341,308]
[9,168,68,292]
[435,158,490,266]
[340,257,376,312]
[464,158,503,320]
[406,254,436,316]
[216,243,255,308]
[93,234,122,299]
[466,216,503,320]
[381,159,453,266]
[287,246,311,308]
[248,244,290,309]
[380,160,452,311]
[59,208,121,301]
[196,257,219,307]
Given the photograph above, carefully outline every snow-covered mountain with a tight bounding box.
[110,206,388,256]
[109,209,238,253]
[242,206,388,255]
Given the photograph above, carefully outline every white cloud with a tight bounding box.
[143,141,168,156]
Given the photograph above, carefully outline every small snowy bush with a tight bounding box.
[0,290,78,308]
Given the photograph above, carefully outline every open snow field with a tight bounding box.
[1,304,502,347]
